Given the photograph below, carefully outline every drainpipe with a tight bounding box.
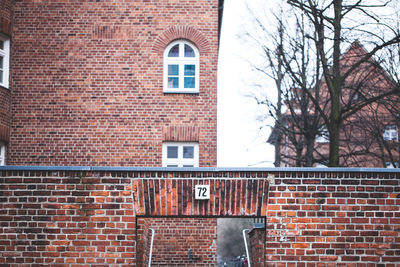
[148,228,155,267]
[242,229,251,267]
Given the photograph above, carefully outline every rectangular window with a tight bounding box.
[316,126,329,143]
[0,142,6,166]
[386,162,399,168]
[0,35,9,88]
[162,142,199,167]
[383,125,398,141]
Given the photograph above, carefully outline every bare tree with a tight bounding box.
[286,0,400,166]
[245,0,400,167]
[245,5,327,167]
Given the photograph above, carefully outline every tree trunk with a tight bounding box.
[274,133,282,167]
[328,0,343,167]
[304,136,315,167]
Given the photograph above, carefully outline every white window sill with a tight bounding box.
[0,84,10,90]
[163,89,199,94]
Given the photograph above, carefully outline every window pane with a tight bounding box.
[0,41,3,50]
[384,132,390,140]
[184,65,195,76]
[316,126,329,143]
[183,146,194,159]
[0,57,3,83]
[168,44,179,57]
[167,165,178,167]
[0,144,4,166]
[184,77,195,88]
[384,125,398,141]
[168,64,179,75]
[163,142,198,168]
[386,162,399,168]
[167,146,178,158]
[184,44,195,57]
[168,77,179,88]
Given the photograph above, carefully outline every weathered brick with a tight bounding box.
[2,167,400,267]
[7,0,218,168]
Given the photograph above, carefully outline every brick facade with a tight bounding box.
[133,175,269,217]
[0,0,12,146]
[137,217,217,266]
[1,168,399,266]
[8,0,218,166]
[2,1,220,265]
[248,227,266,267]
[0,87,10,142]
[0,0,12,35]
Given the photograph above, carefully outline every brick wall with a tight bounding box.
[0,168,270,266]
[0,168,135,266]
[266,170,400,266]
[0,0,12,35]
[133,174,270,217]
[136,217,151,266]
[1,167,399,266]
[132,172,269,266]
[0,87,11,142]
[248,227,265,267]
[9,0,218,166]
[137,217,217,266]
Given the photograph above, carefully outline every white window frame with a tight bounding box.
[316,126,330,143]
[162,142,199,167]
[315,163,327,168]
[383,125,398,141]
[385,162,399,168]
[163,40,199,93]
[0,141,6,166]
[0,34,10,89]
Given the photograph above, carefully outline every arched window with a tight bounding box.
[164,40,199,93]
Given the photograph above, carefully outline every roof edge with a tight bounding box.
[0,165,399,173]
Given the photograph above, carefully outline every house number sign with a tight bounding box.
[195,185,210,200]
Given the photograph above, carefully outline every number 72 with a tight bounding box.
[195,185,210,200]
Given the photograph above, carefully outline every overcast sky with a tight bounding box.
[217,0,275,167]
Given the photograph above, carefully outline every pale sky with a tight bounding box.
[217,0,276,167]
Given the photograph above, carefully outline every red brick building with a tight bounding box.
[0,0,223,265]
[268,42,400,168]
[3,2,398,267]
[0,0,220,167]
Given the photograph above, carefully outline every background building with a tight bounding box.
[268,42,400,168]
